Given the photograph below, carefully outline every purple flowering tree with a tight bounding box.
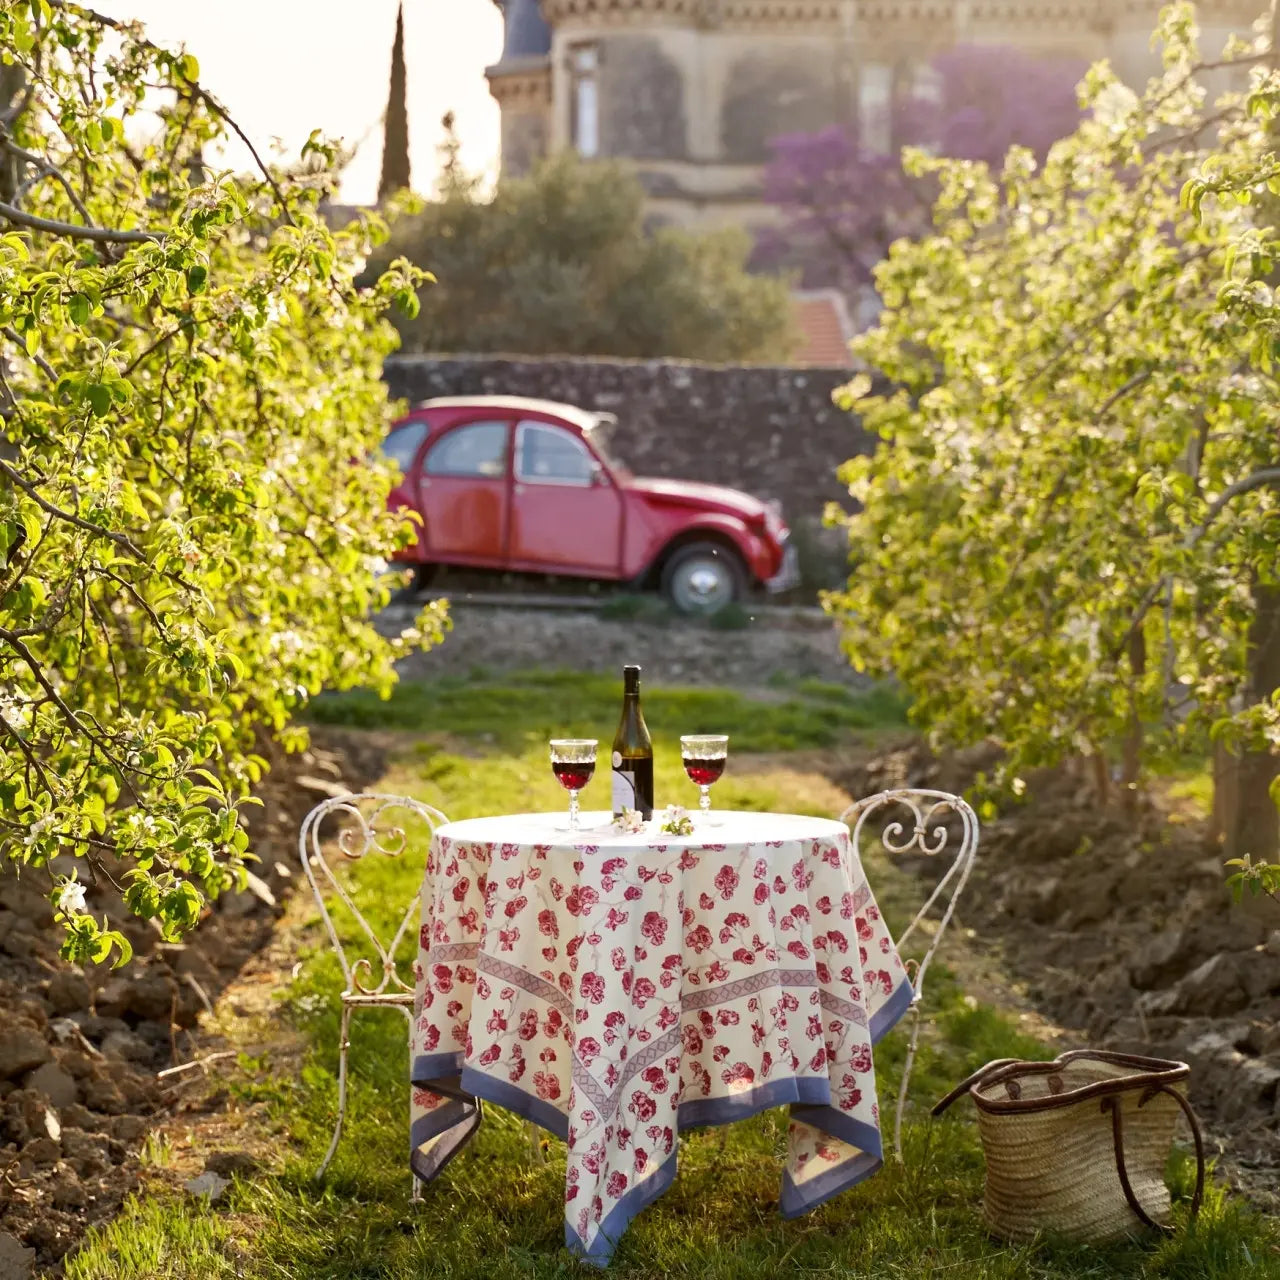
[760,45,1086,303]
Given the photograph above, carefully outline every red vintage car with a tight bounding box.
[383,396,799,613]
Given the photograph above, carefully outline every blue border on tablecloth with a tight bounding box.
[411,1049,466,1085]
[459,1066,571,1141]
[870,976,916,1045]
[408,1048,481,1183]
[409,1097,479,1183]
[774,975,915,1221]
[567,1149,679,1267]
[779,1149,885,1218]
[409,974,919,1262]
[677,1074,831,1130]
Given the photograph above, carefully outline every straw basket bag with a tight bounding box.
[932,1050,1205,1244]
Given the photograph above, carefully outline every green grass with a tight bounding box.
[65,678,1280,1280]
[596,595,674,625]
[706,602,752,631]
[307,669,910,755]
[1163,763,1214,819]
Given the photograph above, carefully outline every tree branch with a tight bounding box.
[0,197,160,243]
[0,137,95,227]
[2,326,56,382]
[1198,467,1280,535]
[47,0,296,228]
[123,318,194,377]
[1109,467,1280,662]
[0,457,155,567]
[0,708,57,800]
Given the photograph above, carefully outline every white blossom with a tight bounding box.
[56,880,87,916]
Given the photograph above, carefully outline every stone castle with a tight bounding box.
[486,0,1260,229]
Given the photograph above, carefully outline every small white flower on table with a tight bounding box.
[613,808,646,834]
[659,805,693,836]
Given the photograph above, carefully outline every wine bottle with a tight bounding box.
[611,664,654,820]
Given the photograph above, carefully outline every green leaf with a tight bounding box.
[109,932,134,969]
[85,383,111,417]
[0,0,448,968]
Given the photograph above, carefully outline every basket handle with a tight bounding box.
[931,1059,1022,1117]
[1103,1085,1205,1231]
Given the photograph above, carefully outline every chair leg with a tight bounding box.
[317,1004,352,1181]
[403,1007,425,1203]
[526,1120,546,1165]
[893,1002,922,1161]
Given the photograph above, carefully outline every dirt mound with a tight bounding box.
[0,728,388,1274]
[831,740,1280,1205]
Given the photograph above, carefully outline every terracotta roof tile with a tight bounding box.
[790,290,855,367]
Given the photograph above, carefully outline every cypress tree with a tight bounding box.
[377,4,410,201]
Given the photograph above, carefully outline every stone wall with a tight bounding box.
[383,354,874,518]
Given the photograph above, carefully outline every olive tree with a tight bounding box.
[828,4,1279,865]
[0,0,444,964]
[380,145,796,363]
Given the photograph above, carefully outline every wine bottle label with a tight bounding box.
[612,768,636,814]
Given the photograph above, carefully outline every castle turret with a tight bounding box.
[486,0,552,177]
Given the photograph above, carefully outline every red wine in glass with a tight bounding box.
[683,758,725,788]
[553,760,596,791]
[680,735,728,815]
[549,739,597,831]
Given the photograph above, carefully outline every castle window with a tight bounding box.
[570,43,600,158]
[858,63,892,154]
[909,62,944,154]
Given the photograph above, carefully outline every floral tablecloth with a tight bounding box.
[410,810,912,1265]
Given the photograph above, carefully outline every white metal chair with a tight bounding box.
[298,791,447,1192]
[838,789,979,1156]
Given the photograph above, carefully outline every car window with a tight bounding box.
[423,421,509,479]
[381,421,428,476]
[517,421,596,486]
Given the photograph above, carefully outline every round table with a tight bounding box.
[410,810,913,1265]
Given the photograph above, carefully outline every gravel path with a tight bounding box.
[387,599,867,691]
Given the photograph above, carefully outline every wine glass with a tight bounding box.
[681,735,728,815]
[550,739,597,831]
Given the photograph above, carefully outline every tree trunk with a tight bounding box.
[1211,735,1239,848]
[1090,752,1111,808]
[1216,0,1280,869]
[1224,578,1280,865]
[1121,627,1146,814]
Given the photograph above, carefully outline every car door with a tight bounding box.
[508,419,624,576]
[417,418,512,565]
[381,419,430,554]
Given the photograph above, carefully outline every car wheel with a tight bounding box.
[391,562,437,600]
[660,542,745,615]
[411,562,439,591]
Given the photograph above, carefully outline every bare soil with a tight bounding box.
[0,728,390,1275]
[830,736,1280,1209]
